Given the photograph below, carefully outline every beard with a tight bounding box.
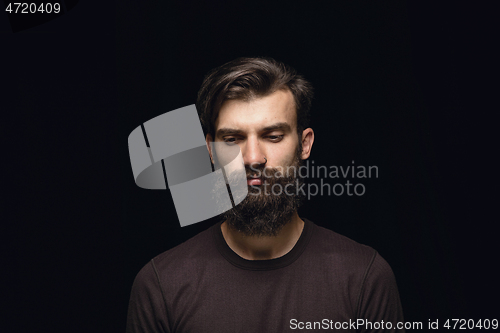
[220,144,305,237]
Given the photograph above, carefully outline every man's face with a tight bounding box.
[207,90,312,236]
[214,89,300,173]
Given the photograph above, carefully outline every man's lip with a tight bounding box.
[247,178,262,185]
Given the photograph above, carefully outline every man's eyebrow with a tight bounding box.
[216,128,244,137]
[261,122,292,133]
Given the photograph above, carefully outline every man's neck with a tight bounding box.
[220,212,305,260]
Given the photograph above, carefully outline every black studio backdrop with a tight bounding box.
[3,1,121,332]
[4,1,498,332]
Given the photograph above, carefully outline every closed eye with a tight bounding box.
[223,137,238,145]
[267,135,284,142]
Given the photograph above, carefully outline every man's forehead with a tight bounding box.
[215,90,297,132]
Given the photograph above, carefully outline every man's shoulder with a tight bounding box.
[307,220,379,270]
[137,226,217,277]
[152,224,218,271]
[304,220,399,295]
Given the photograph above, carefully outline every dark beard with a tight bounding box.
[221,147,305,237]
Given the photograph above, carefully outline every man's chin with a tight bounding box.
[220,157,305,237]
[225,216,292,237]
[222,195,298,237]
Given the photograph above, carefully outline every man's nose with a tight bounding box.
[243,138,266,168]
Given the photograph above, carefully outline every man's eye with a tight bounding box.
[268,135,284,142]
[224,138,238,145]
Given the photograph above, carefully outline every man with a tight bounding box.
[126,57,405,332]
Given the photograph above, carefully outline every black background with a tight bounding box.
[3,1,498,332]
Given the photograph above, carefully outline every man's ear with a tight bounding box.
[206,133,214,164]
[300,128,314,160]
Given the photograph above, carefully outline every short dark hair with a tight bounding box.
[196,57,314,138]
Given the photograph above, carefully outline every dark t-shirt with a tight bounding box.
[126,219,405,332]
